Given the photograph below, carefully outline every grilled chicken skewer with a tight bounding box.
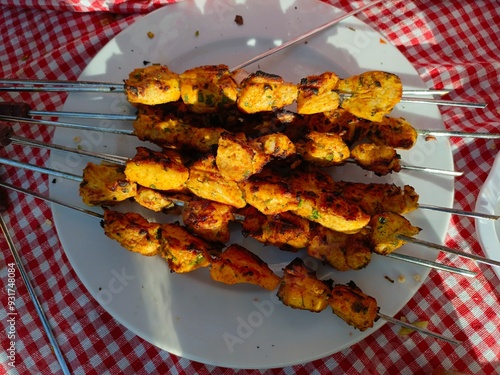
[0,65,485,112]
[0,112,463,177]
[0,180,463,344]
[2,101,496,140]
[0,145,489,275]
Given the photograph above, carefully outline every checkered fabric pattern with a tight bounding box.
[0,0,499,374]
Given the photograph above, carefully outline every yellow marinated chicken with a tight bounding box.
[287,169,371,234]
[209,244,281,290]
[307,226,372,271]
[350,143,402,176]
[181,198,235,243]
[238,206,311,251]
[124,65,180,105]
[133,111,225,153]
[179,64,238,113]
[133,186,176,212]
[366,116,418,150]
[296,131,350,167]
[237,71,298,113]
[79,162,137,206]
[238,168,300,215]
[216,132,296,182]
[296,71,341,114]
[160,222,221,273]
[336,71,403,122]
[186,153,247,208]
[277,258,332,312]
[124,147,189,191]
[369,212,421,255]
[215,132,271,182]
[330,281,379,331]
[334,182,419,216]
[101,209,161,256]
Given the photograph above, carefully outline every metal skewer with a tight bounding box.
[377,312,461,346]
[0,189,71,375]
[398,234,500,269]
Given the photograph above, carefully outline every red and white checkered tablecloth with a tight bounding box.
[0,0,499,374]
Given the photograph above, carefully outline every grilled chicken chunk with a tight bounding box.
[216,132,295,182]
[334,182,419,216]
[296,72,341,114]
[133,111,225,153]
[239,206,311,251]
[124,65,181,105]
[369,212,421,255]
[238,168,300,215]
[160,222,221,273]
[337,71,402,122]
[237,71,298,113]
[182,199,235,243]
[180,64,239,113]
[350,143,401,176]
[125,147,189,191]
[101,209,161,256]
[210,244,280,290]
[133,186,176,212]
[367,116,418,150]
[308,226,371,271]
[80,162,137,206]
[296,131,350,167]
[187,153,247,208]
[330,281,379,331]
[277,258,332,312]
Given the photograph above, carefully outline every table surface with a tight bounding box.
[0,0,499,374]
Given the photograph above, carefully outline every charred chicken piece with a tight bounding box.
[133,110,225,153]
[237,71,298,114]
[179,64,239,113]
[160,222,221,273]
[238,168,300,215]
[330,281,379,331]
[187,153,247,208]
[296,72,341,114]
[101,209,161,256]
[277,258,332,312]
[296,131,350,167]
[350,143,401,176]
[133,186,176,212]
[308,226,371,271]
[125,146,189,191]
[369,212,421,255]
[337,71,402,122]
[239,206,311,251]
[80,162,137,206]
[181,198,235,243]
[366,116,418,150]
[210,244,281,290]
[334,182,419,216]
[216,132,296,182]
[124,65,181,106]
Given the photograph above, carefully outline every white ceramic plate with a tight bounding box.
[475,152,500,281]
[49,0,455,368]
